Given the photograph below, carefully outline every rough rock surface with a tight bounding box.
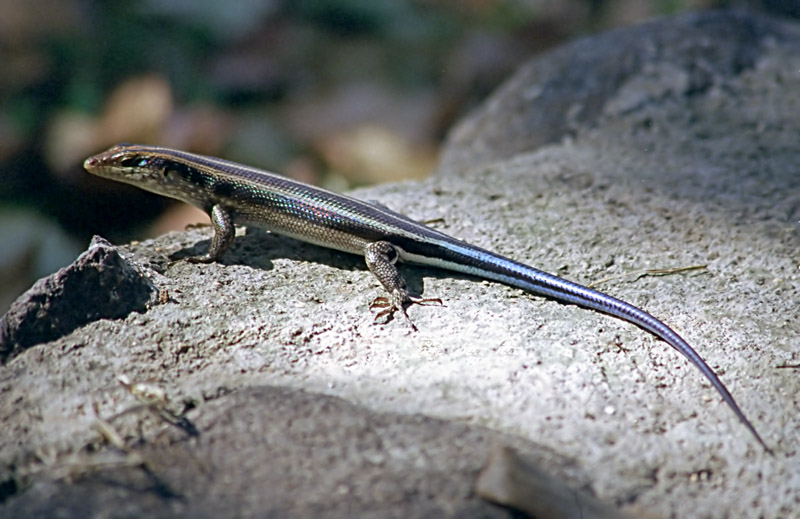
[1,9,798,519]
[0,237,157,360]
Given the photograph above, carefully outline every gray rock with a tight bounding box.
[0,236,157,361]
[440,8,800,175]
[1,385,580,519]
[1,9,798,519]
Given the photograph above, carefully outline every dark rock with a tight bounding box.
[0,236,157,361]
[441,9,799,175]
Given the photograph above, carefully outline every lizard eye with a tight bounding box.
[120,157,149,169]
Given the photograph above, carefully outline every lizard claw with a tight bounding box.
[369,294,445,332]
[369,296,391,309]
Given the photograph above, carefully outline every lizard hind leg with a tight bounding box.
[369,294,443,331]
[364,241,443,331]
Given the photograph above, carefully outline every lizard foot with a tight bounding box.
[370,295,444,332]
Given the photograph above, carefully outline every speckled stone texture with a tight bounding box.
[1,9,798,519]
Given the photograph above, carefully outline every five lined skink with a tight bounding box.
[84,143,770,452]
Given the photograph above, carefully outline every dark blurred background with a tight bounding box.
[1,0,797,314]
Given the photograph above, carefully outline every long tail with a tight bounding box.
[540,274,772,453]
[437,247,771,452]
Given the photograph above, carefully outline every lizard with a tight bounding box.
[84,143,771,452]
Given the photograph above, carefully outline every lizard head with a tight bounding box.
[83,144,211,205]
[84,143,171,186]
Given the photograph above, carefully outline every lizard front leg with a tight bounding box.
[185,204,235,264]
